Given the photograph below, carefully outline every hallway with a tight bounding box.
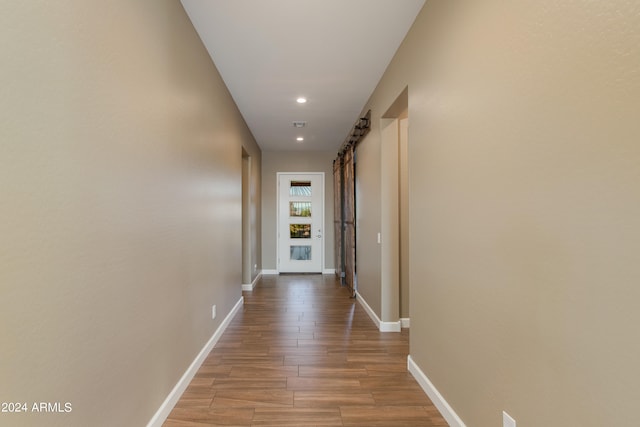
[164,274,446,426]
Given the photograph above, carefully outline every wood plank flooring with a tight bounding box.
[164,274,447,427]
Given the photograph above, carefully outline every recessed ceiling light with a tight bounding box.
[296,97,307,104]
[296,137,304,142]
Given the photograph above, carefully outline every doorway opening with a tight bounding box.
[381,87,410,330]
[242,148,252,287]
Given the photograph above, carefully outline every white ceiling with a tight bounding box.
[180,0,425,152]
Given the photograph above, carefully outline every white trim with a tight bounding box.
[401,318,410,328]
[147,296,244,427]
[355,291,401,333]
[380,321,402,332]
[407,355,466,427]
[242,272,262,291]
[262,269,279,275]
[503,411,516,427]
[322,268,336,275]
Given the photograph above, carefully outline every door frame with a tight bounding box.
[276,172,325,273]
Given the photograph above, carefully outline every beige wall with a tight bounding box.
[262,151,335,271]
[355,133,383,315]
[380,119,400,323]
[358,0,640,425]
[0,1,259,426]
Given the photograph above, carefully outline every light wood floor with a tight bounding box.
[164,274,447,427]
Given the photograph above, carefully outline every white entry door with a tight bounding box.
[278,173,324,273]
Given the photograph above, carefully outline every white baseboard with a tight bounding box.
[147,296,244,427]
[262,269,335,275]
[407,355,466,427]
[401,318,410,328]
[355,291,401,333]
[242,272,262,291]
[380,320,402,332]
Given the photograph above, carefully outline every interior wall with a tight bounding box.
[0,1,259,426]
[261,151,335,272]
[358,1,640,426]
[355,133,383,316]
[380,119,400,323]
